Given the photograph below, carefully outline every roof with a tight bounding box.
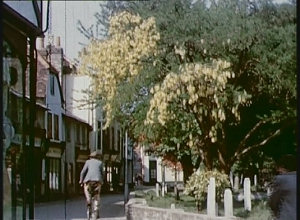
[10,89,49,110]
[63,111,92,128]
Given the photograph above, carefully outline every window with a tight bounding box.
[112,127,115,151]
[47,113,52,139]
[66,123,71,142]
[117,130,120,152]
[149,161,157,183]
[54,114,59,140]
[97,122,102,150]
[82,127,86,145]
[48,158,60,191]
[103,128,109,150]
[50,75,55,96]
[76,124,81,144]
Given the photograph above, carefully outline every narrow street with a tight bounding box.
[34,193,127,220]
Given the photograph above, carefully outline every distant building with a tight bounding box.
[135,144,183,187]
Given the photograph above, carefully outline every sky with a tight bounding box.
[43,1,102,62]
[44,0,291,62]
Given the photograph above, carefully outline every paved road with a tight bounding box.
[34,193,127,220]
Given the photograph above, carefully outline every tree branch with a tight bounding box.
[238,119,267,150]
[233,128,281,161]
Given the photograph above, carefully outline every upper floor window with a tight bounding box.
[82,127,86,145]
[66,123,71,142]
[50,75,55,96]
[76,124,81,144]
[117,130,121,152]
[53,114,59,140]
[97,122,102,150]
[103,128,109,150]
[111,127,115,150]
[47,112,52,139]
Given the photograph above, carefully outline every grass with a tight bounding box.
[135,189,274,219]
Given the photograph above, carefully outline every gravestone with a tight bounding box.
[240,174,244,185]
[234,176,239,192]
[156,183,160,197]
[171,204,175,209]
[207,177,216,216]
[224,188,233,217]
[244,177,251,211]
[230,171,234,188]
[162,182,165,197]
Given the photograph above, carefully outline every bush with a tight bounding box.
[184,169,230,210]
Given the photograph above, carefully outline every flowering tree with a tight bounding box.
[79,0,296,179]
[145,59,251,170]
[79,11,160,128]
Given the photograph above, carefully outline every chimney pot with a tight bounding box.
[37,37,44,49]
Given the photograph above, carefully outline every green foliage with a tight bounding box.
[79,0,296,177]
[184,169,230,205]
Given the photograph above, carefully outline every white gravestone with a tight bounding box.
[244,178,251,211]
[224,188,233,217]
[207,177,216,216]
[230,171,234,188]
[156,183,160,197]
[234,176,240,192]
[162,182,165,197]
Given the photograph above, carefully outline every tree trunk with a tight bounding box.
[218,149,231,174]
[180,154,195,183]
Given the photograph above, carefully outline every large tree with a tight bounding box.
[79,0,296,178]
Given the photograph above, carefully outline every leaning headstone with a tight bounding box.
[207,177,216,216]
[240,174,244,185]
[234,176,240,192]
[230,171,234,188]
[171,203,175,209]
[244,177,251,211]
[156,183,160,197]
[224,188,233,217]
[254,174,257,191]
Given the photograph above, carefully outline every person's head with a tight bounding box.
[276,154,297,174]
[89,150,101,159]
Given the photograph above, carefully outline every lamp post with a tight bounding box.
[124,130,129,204]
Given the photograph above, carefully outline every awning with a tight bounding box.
[46,147,62,158]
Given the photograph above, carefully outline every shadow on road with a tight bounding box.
[34,194,126,220]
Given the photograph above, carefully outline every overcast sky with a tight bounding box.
[44,0,291,62]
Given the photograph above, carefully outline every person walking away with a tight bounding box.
[79,151,104,219]
[268,154,297,220]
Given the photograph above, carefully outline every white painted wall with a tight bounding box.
[64,74,93,124]
[140,145,183,184]
[156,158,184,183]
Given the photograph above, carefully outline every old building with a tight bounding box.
[3,1,44,219]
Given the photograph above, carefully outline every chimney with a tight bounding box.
[55,36,61,48]
[36,37,44,50]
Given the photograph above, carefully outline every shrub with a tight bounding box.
[184,169,230,210]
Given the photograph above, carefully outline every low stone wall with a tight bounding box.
[125,198,239,220]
